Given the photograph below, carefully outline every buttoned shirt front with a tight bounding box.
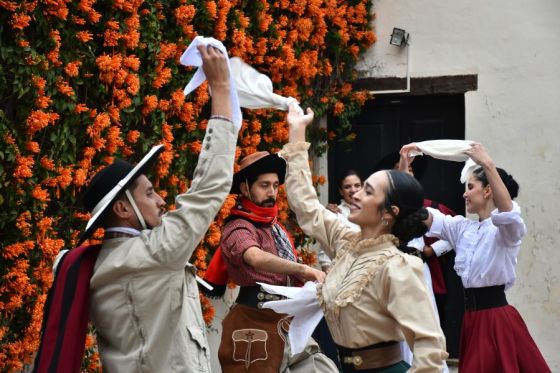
[427,202,526,290]
[221,218,289,286]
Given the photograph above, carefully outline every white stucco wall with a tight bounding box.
[355,0,560,370]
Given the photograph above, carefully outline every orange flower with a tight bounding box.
[10,13,31,30]
[158,99,170,111]
[170,89,185,111]
[40,156,55,170]
[142,95,158,116]
[74,103,89,113]
[33,75,47,94]
[332,101,344,116]
[162,122,174,143]
[56,78,75,97]
[152,66,171,89]
[74,168,88,187]
[72,15,86,25]
[125,73,139,95]
[199,293,216,326]
[25,141,40,153]
[188,140,202,155]
[35,95,52,109]
[175,5,196,25]
[56,167,73,189]
[64,61,82,77]
[36,216,53,234]
[88,9,101,23]
[123,29,140,49]
[14,155,34,179]
[105,126,124,155]
[206,0,217,18]
[123,55,140,71]
[3,132,15,145]
[31,185,50,202]
[0,1,18,11]
[76,31,93,43]
[3,241,34,260]
[15,212,32,237]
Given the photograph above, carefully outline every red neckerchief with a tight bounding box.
[229,197,278,225]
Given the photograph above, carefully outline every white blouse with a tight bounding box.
[427,202,526,290]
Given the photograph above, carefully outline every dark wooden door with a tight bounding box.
[328,94,465,214]
[327,93,466,358]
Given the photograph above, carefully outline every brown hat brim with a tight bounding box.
[231,153,286,194]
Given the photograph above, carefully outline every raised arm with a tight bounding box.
[198,44,232,120]
[465,143,513,212]
[144,45,238,268]
[281,104,354,259]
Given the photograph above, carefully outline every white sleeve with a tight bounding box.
[491,201,527,247]
[430,240,453,256]
[427,207,468,247]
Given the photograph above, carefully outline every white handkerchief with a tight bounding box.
[180,36,242,129]
[229,57,303,114]
[410,139,478,183]
[258,281,323,356]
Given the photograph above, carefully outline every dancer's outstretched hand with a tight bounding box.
[465,142,494,168]
[287,103,314,143]
[399,143,421,174]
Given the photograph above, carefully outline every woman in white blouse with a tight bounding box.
[400,142,550,373]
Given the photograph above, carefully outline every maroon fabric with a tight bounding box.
[221,218,289,286]
[459,305,551,373]
[34,244,101,373]
[206,197,298,287]
[423,199,455,295]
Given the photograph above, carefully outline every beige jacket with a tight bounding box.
[89,119,238,372]
[281,142,448,373]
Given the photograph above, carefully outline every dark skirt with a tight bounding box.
[459,304,550,373]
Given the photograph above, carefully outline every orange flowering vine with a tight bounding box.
[0,0,375,370]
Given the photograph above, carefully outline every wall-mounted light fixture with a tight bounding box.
[389,27,409,47]
[370,27,412,94]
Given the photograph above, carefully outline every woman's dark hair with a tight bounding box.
[472,167,519,199]
[338,169,361,188]
[384,170,429,245]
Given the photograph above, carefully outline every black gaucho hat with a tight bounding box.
[374,151,427,180]
[230,151,286,194]
[78,145,164,245]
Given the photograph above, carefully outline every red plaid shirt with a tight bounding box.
[221,218,289,286]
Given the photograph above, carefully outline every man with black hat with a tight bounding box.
[34,44,238,373]
[204,151,338,372]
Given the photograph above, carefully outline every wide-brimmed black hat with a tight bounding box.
[231,151,286,194]
[374,151,427,180]
[78,145,164,245]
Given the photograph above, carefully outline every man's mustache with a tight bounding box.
[260,198,276,206]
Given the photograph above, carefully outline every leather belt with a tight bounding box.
[236,286,286,309]
[464,285,507,311]
[338,341,402,371]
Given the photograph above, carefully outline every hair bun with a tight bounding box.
[393,207,429,244]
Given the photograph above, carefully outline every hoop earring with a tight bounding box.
[382,218,388,226]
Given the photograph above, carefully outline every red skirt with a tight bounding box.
[459,305,550,373]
